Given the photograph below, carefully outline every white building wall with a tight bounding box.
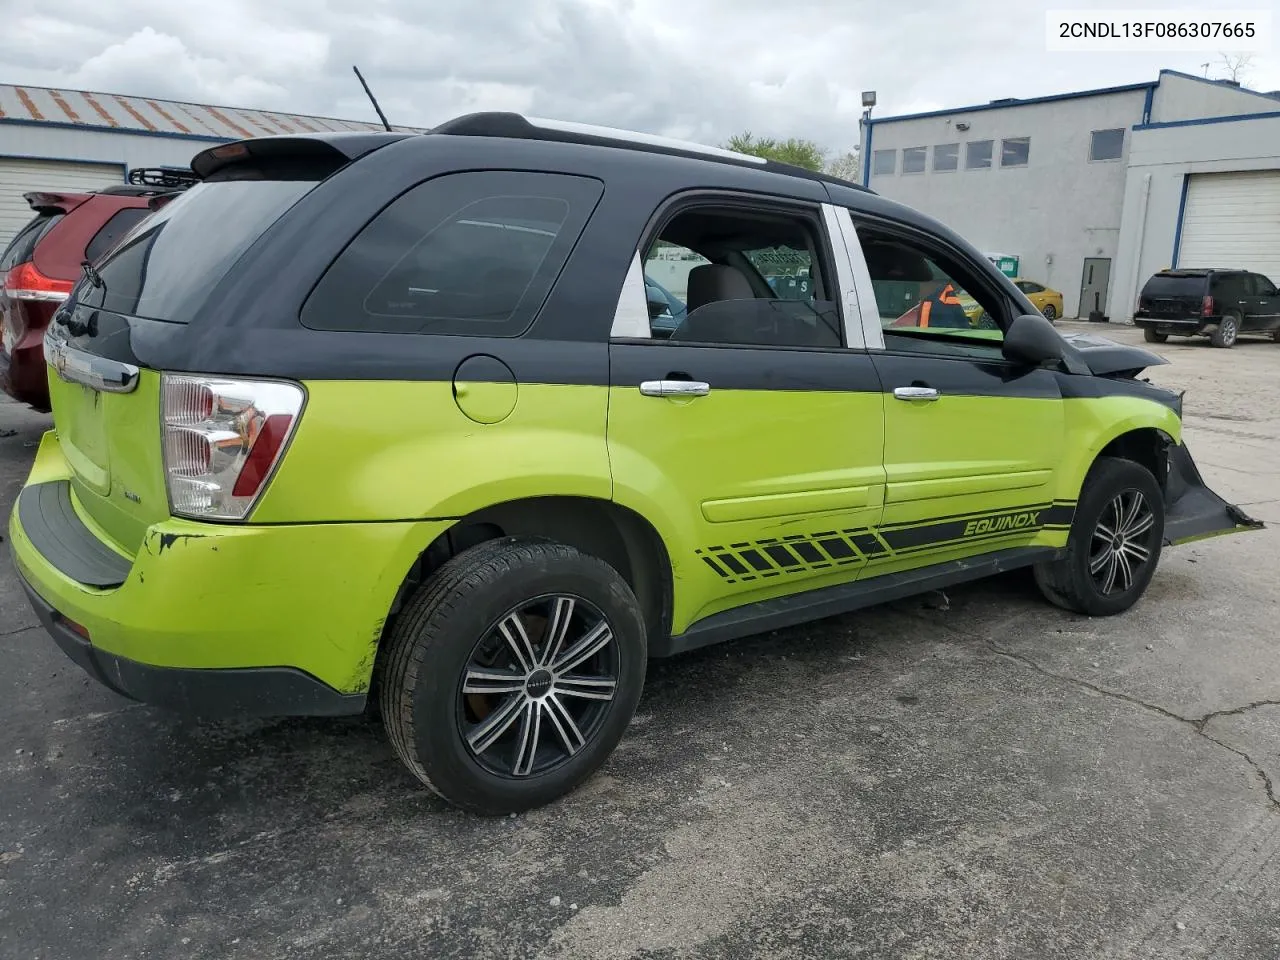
[1108,115,1280,321]
[0,124,223,175]
[865,90,1147,317]
[1149,71,1280,123]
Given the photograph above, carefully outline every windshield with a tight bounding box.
[88,179,315,323]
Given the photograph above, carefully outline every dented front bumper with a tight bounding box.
[1163,442,1264,546]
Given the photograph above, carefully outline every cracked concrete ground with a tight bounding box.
[2,322,1279,959]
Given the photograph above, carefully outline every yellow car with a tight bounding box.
[1013,278,1065,321]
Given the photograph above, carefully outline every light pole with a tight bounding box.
[859,90,877,186]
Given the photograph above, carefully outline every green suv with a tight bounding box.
[8,115,1261,814]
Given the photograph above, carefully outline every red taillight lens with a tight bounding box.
[1202,295,1214,317]
[3,262,74,303]
[161,375,305,521]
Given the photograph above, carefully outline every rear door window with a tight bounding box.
[301,171,603,337]
[84,207,152,263]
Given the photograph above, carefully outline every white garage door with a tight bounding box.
[1178,170,1280,282]
[0,158,125,249]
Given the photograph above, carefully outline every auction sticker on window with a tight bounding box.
[1046,9,1271,51]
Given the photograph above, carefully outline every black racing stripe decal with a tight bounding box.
[871,353,1062,400]
[697,502,1075,582]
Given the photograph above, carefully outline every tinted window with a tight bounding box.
[902,147,927,174]
[1018,281,1044,293]
[1252,274,1278,296]
[1142,274,1207,298]
[1,212,64,271]
[91,180,314,323]
[1001,137,1031,167]
[302,172,602,337]
[1212,274,1248,300]
[84,207,152,263]
[1090,128,1124,161]
[872,149,896,176]
[966,141,993,169]
[650,205,842,349]
[933,143,959,172]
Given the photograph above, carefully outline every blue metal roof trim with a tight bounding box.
[865,81,1157,126]
[1135,109,1280,131]
[1157,69,1280,104]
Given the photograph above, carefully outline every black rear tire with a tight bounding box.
[1143,327,1167,344]
[380,537,647,815]
[1042,304,1058,322]
[1033,457,1164,616]
[1210,312,1240,348]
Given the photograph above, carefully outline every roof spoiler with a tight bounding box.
[191,132,410,179]
[22,191,91,214]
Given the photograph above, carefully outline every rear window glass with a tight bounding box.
[89,180,314,323]
[301,171,603,337]
[1,212,64,271]
[1142,274,1207,298]
[84,207,152,263]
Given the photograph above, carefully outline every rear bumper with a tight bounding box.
[16,571,363,717]
[1164,442,1264,545]
[9,438,453,712]
[1133,317,1212,334]
[0,337,51,410]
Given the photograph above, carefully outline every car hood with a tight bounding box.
[1060,330,1168,377]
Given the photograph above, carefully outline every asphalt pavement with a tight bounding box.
[2,322,1278,959]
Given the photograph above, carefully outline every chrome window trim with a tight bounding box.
[609,253,653,339]
[829,208,885,350]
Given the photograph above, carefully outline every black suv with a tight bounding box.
[1134,268,1280,348]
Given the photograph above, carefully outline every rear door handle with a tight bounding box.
[640,380,711,398]
[893,386,939,402]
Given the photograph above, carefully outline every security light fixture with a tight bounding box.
[861,90,877,108]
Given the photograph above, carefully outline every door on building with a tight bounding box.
[1177,171,1280,281]
[1080,258,1111,320]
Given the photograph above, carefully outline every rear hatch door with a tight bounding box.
[1139,273,1206,320]
[45,176,318,555]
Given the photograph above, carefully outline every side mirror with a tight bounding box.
[1003,313,1065,367]
[646,294,670,320]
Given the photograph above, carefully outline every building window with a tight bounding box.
[1090,128,1124,161]
[965,140,993,169]
[933,143,959,172]
[902,146,927,174]
[872,149,896,176]
[1001,137,1031,167]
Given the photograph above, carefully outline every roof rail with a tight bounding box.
[429,112,871,193]
[126,167,201,189]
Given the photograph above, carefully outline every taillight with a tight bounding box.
[3,262,74,302]
[161,375,305,521]
[1202,295,1214,317]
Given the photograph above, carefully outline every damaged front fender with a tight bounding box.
[1163,442,1264,546]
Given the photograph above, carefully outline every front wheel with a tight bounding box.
[1143,327,1168,344]
[1034,457,1164,616]
[1210,312,1240,348]
[380,537,647,815]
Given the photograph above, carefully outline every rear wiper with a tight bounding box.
[80,259,105,291]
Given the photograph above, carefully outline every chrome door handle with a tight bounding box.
[639,380,710,398]
[893,386,939,402]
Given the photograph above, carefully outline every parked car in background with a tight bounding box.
[0,168,198,409]
[1134,268,1280,348]
[1012,279,1065,321]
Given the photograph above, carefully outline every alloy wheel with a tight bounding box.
[1089,490,1156,595]
[1220,316,1239,346]
[458,595,618,778]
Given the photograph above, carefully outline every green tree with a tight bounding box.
[724,131,827,172]
[824,149,861,182]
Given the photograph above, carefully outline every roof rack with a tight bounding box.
[126,167,201,189]
[429,112,871,193]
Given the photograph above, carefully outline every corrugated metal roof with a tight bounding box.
[0,83,427,141]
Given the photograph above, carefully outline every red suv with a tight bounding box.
[0,168,197,410]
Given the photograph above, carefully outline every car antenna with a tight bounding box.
[352,65,393,132]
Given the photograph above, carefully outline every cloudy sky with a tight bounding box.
[1,0,1275,155]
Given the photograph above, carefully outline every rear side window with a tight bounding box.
[1,212,64,270]
[1142,274,1206,298]
[84,207,152,263]
[302,171,602,337]
[91,180,315,323]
